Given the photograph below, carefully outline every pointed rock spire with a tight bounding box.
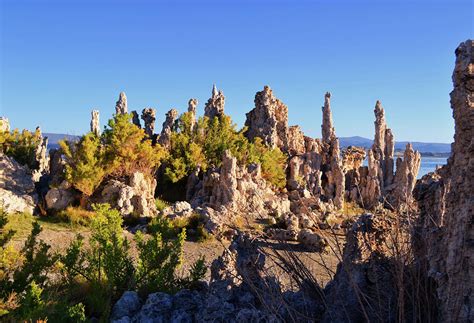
[321,92,336,144]
[204,85,225,119]
[115,92,128,115]
[90,110,100,136]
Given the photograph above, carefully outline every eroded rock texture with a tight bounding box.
[131,110,141,128]
[188,150,290,233]
[141,108,156,138]
[188,98,198,131]
[204,85,225,120]
[245,86,289,151]
[321,92,336,143]
[323,213,397,322]
[0,153,38,214]
[99,172,158,217]
[90,110,100,136]
[115,92,128,115]
[158,109,178,148]
[32,128,49,182]
[415,39,473,323]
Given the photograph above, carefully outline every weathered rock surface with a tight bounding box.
[99,172,158,217]
[204,85,225,120]
[162,201,193,220]
[245,85,289,151]
[141,108,156,138]
[0,153,38,214]
[414,39,473,323]
[322,213,397,322]
[188,98,198,131]
[158,109,177,148]
[115,92,128,115]
[390,143,421,208]
[321,92,336,144]
[131,110,141,128]
[90,109,100,136]
[32,133,49,182]
[112,233,321,322]
[44,180,75,211]
[188,150,290,233]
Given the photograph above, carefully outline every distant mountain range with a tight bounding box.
[43,133,451,156]
[339,136,451,155]
[44,133,79,150]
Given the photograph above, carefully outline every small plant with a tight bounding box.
[155,198,170,212]
[57,206,95,227]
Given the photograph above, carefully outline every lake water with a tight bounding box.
[418,156,448,178]
[362,156,448,179]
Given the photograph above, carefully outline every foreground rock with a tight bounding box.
[0,153,38,214]
[414,39,473,322]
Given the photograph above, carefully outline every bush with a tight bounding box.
[149,213,213,242]
[60,113,167,205]
[57,206,96,227]
[0,128,42,169]
[60,133,106,200]
[164,113,287,188]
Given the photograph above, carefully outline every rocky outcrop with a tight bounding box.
[158,109,178,148]
[90,110,100,136]
[141,108,156,138]
[204,85,225,120]
[342,146,366,201]
[321,92,336,144]
[322,213,397,322]
[390,143,421,208]
[414,39,473,323]
[131,110,141,128]
[112,233,321,322]
[188,151,290,233]
[245,86,289,151]
[99,172,158,217]
[0,153,38,214]
[287,125,305,155]
[0,117,10,132]
[188,98,198,131]
[162,201,193,220]
[32,128,49,182]
[115,92,128,115]
[45,180,76,211]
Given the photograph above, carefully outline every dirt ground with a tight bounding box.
[7,213,342,287]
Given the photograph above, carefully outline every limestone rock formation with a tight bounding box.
[32,128,50,182]
[342,146,366,201]
[115,92,128,115]
[99,172,158,217]
[45,180,75,211]
[188,98,198,131]
[188,150,290,233]
[321,92,336,143]
[162,201,193,220]
[0,117,10,132]
[90,110,100,136]
[245,85,289,151]
[322,213,397,322]
[158,109,178,148]
[0,153,38,214]
[131,110,141,128]
[390,143,421,207]
[204,85,225,120]
[415,39,473,322]
[287,125,306,155]
[141,108,156,138]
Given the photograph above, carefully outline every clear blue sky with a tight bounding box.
[0,0,472,142]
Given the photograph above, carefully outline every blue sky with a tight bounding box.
[0,0,472,142]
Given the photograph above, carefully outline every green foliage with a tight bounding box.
[149,213,212,242]
[60,113,167,202]
[17,281,45,320]
[134,229,186,295]
[103,113,167,177]
[164,113,287,189]
[61,203,133,317]
[0,128,42,169]
[60,133,106,197]
[57,206,95,227]
[155,198,170,212]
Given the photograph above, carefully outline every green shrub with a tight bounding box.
[0,128,42,169]
[57,206,96,227]
[155,198,170,212]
